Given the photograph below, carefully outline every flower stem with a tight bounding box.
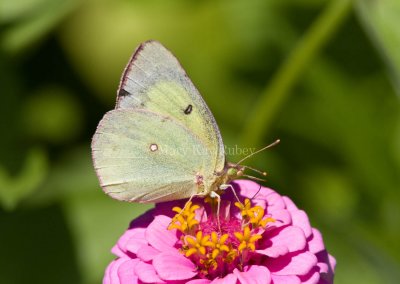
[240,0,353,146]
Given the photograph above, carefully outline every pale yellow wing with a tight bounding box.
[91,41,225,203]
[117,41,225,173]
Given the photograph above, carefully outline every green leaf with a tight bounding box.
[240,0,352,147]
[0,204,82,284]
[22,86,84,143]
[1,0,79,54]
[26,145,99,205]
[0,147,48,210]
[356,0,400,95]
[0,0,49,23]
[301,168,358,224]
[23,145,151,283]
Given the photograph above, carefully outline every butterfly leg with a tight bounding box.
[219,184,242,205]
[209,191,221,232]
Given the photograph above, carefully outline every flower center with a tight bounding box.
[168,198,275,279]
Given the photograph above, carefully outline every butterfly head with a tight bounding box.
[225,163,244,180]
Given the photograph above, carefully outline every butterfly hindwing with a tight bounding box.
[92,109,214,202]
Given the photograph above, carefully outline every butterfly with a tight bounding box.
[91,40,276,204]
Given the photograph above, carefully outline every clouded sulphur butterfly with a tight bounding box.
[92,41,274,203]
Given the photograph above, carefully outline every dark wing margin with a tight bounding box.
[115,41,148,106]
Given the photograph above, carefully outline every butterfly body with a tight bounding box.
[92,41,243,203]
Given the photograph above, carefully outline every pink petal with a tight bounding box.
[245,194,268,210]
[220,200,232,219]
[134,261,165,283]
[110,258,130,284]
[257,245,289,258]
[195,206,208,223]
[233,265,271,284]
[145,215,178,252]
[263,226,306,255]
[271,274,301,284]
[136,245,160,262]
[316,251,335,274]
[122,228,147,254]
[316,252,335,284]
[103,259,115,284]
[265,192,286,210]
[268,209,291,227]
[117,259,140,284]
[290,210,312,238]
[153,251,197,280]
[231,180,274,209]
[298,266,320,284]
[328,254,336,272]
[211,273,238,284]
[319,272,334,284]
[188,279,212,284]
[307,229,325,254]
[317,262,329,274]
[233,180,274,197]
[268,252,318,276]
[111,244,126,258]
[282,196,298,210]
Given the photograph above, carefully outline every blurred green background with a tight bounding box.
[1,0,399,283]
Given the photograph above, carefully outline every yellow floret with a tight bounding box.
[234,226,262,252]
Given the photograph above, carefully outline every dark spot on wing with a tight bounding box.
[184,104,193,115]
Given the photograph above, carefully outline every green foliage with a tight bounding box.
[356,0,400,95]
[22,86,84,143]
[1,0,399,283]
[0,148,48,210]
[1,0,78,54]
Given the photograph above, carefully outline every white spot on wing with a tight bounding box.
[150,143,158,152]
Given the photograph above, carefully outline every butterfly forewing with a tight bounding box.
[117,41,224,171]
[91,41,225,203]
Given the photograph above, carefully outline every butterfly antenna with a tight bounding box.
[242,166,267,176]
[235,139,280,166]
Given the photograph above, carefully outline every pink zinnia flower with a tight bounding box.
[104,180,336,284]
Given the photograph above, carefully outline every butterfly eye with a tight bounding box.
[227,168,238,177]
